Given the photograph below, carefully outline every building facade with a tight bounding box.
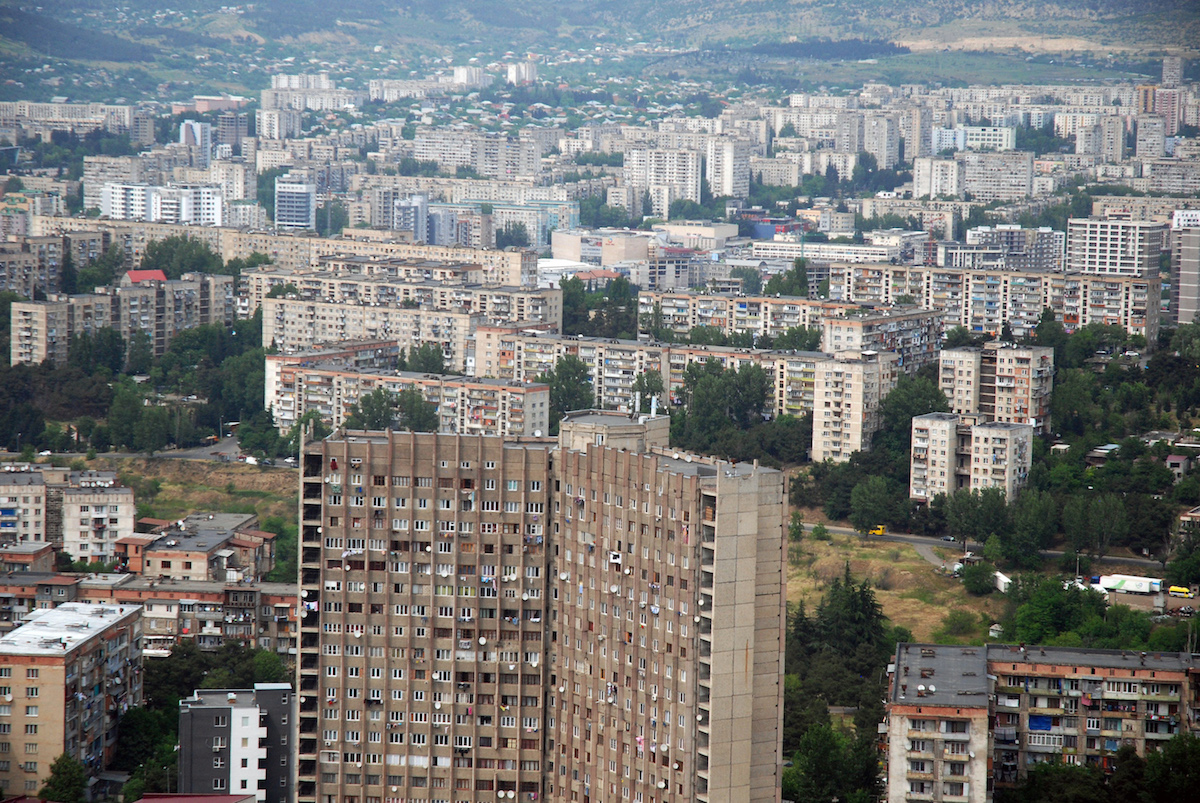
[295,415,785,803]
[0,602,142,795]
[910,413,1033,502]
[811,351,900,463]
[939,343,1055,434]
[178,683,294,802]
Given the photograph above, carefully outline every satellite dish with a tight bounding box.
[928,685,936,693]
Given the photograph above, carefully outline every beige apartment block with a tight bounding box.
[812,351,900,463]
[828,264,1159,343]
[820,307,943,375]
[295,413,784,803]
[0,603,142,796]
[910,413,1033,502]
[637,290,857,342]
[262,297,481,369]
[59,481,134,565]
[939,342,1054,434]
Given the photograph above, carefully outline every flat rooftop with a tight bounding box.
[891,643,990,707]
[0,602,140,656]
[144,513,256,554]
[986,643,1194,673]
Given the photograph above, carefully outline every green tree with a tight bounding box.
[126,329,153,374]
[1003,489,1058,568]
[849,476,895,535]
[537,355,594,434]
[404,342,447,374]
[395,387,438,432]
[139,235,223,279]
[728,266,762,294]
[630,369,664,414]
[59,249,77,294]
[107,385,144,449]
[265,283,300,299]
[764,258,809,297]
[38,753,88,803]
[961,561,996,595]
[344,388,396,430]
[496,222,531,249]
[1145,733,1200,799]
[773,326,822,351]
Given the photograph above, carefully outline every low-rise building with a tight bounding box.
[131,514,276,583]
[0,602,143,794]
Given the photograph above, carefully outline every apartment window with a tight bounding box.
[213,779,227,791]
[213,757,226,769]
[214,715,227,727]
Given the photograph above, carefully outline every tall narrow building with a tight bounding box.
[296,412,785,803]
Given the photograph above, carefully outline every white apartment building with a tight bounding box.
[960,151,1034,201]
[273,178,317,230]
[913,157,964,199]
[624,148,702,218]
[255,109,303,140]
[750,240,900,263]
[0,472,46,544]
[1135,115,1166,159]
[100,183,225,227]
[864,113,901,168]
[811,350,900,463]
[910,413,1034,502]
[1066,217,1166,275]
[705,137,751,198]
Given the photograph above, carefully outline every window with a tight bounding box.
[213,779,227,791]
[214,715,228,727]
[213,757,226,769]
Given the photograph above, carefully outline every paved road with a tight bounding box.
[3,437,297,467]
[806,523,1164,571]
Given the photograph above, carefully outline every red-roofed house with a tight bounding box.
[121,269,168,284]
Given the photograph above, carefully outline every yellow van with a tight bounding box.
[868,525,885,536]
[1168,585,1195,598]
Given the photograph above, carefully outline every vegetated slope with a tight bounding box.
[0,5,158,61]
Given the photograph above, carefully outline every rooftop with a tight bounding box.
[890,643,990,708]
[0,602,140,656]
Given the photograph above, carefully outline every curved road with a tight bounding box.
[805,523,1164,571]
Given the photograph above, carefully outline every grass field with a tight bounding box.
[787,530,1006,643]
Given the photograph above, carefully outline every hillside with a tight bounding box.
[8,0,1199,61]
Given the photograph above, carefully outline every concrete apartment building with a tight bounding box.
[964,225,1065,272]
[240,261,561,329]
[178,683,294,802]
[636,291,858,343]
[9,270,235,366]
[884,643,1195,803]
[0,602,142,795]
[1174,227,1200,324]
[1066,218,1167,276]
[811,351,900,463]
[909,413,1034,502]
[939,343,1055,434]
[262,297,481,369]
[264,361,551,440]
[295,414,785,803]
[0,473,46,544]
[68,574,296,657]
[623,148,702,218]
[59,474,135,565]
[827,264,1159,342]
[820,307,943,375]
[959,151,1035,202]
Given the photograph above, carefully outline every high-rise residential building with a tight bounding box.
[1098,115,1126,163]
[392,195,430,243]
[909,413,1033,502]
[898,106,933,158]
[180,119,214,168]
[178,683,294,801]
[1154,88,1183,136]
[624,149,702,219]
[939,342,1055,434]
[1174,227,1200,324]
[958,151,1034,202]
[295,413,786,803]
[864,113,901,169]
[100,182,225,227]
[811,350,900,463]
[835,111,864,154]
[965,225,1065,271]
[217,112,249,155]
[913,157,963,199]
[1066,217,1166,276]
[0,602,143,795]
[705,137,750,198]
[884,642,1194,803]
[274,177,318,231]
[59,472,134,564]
[1135,115,1166,159]
[256,109,303,141]
[1162,55,1184,88]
